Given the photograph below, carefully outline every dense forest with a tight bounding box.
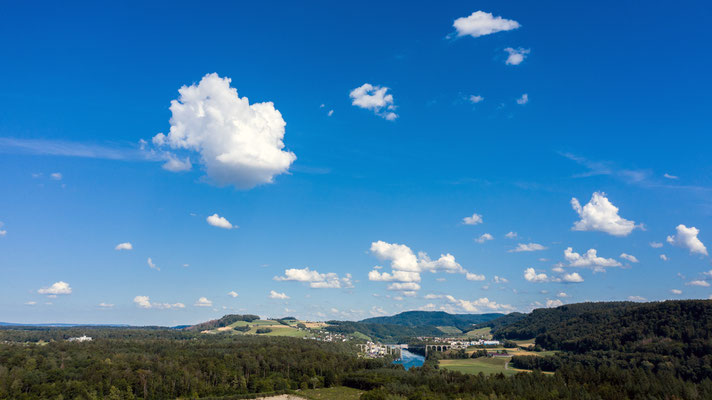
[0,330,386,399]
[2,300,712,399]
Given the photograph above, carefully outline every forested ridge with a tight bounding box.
[360,311,503,330]
[324,321,443,343]
[0,331,386,399]
[3,300,712,399]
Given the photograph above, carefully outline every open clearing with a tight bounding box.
[439,357,517,376]
[298,386,363,400]
[465,327,492,339]
[437,325,462,334]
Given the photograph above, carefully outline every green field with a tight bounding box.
[439,357,517,376]
[437,325,462,334]
[351,331,371,341]
[298,386,364,400]
[465,327,492,339]
[216,319,310,338]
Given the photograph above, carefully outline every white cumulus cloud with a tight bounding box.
[546,299,563,308]
[571,192,638,236]
[509,243,547,252]
[466,272,486,281]
[650,242,663,248]
[50,172,62,180]
[504,47,530,65]
[269,290,290,299]
[628,295,646,302]
[349,83,397,120]
[660,254,668,261]
[670,289,682,295]
[194,297,212,307]
[667,224,707,256]
[368,241,484,291]
[686,280,710,287]
[274,267,353,289]
[475,233,494,243]
[516,94,529,105]
[452,11,520,38]
[133,295,185,309]
[206,213,235,229]
[115,242,133,251]
[227,291,239,298]
[38,281,72,295]
[469,95,484,104]
[505,231,517,239]
[462,212,483,225]
[561,272,584,283]
[524,268,548,283]
[564,247,621,268]
[151,73,296,189]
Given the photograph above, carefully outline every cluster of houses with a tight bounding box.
[67,335,93,342]
[303,332,350,342]
[358,342,403,358]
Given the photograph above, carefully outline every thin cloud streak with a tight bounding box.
[0,137,152,162]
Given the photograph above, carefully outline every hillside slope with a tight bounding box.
[360,311,504,330]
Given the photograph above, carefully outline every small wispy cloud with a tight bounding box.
[0,138,147,161]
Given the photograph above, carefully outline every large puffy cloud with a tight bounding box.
[667,224,707,256]
[564,247,622,269]
[152,73,296,189]
[370,241,419,271]
[509,243,547,252]
[133,295,185,309]
[452,11,520,38]
[523,268,548,283]
[38,281,72,295]
[368,241,483,292]
[571,192,638,236]
[349,84,397,120]
[274,267,353,289]
[206,213,234,229]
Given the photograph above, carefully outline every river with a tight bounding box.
[392,348,425,370]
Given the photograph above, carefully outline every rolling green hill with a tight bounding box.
[359,311,504,330]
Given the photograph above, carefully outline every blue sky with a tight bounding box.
[1,1,711,325]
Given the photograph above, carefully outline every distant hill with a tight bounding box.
[471,312,526,331]
[185,314,260,331]
[490,301,634,339]
[360,311,504,330]
[325,320,443,342]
